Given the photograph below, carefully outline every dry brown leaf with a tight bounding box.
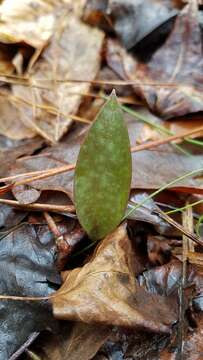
[0,91,35,140]
[37,323,111,360]
[12,15,104,142]
[0,136,43,178]
[52,224,177,333]
[106,2,203,118]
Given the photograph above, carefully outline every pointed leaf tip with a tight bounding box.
[110,88,116,97]
[109,89,118,110]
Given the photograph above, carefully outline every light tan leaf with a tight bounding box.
[12,15,104,142]
[0,0,58,48]
[0,91,35,140]
[52,224,177,333]
[0,0,86,49]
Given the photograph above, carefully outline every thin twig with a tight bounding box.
[176,204,194,359]
[0,73,202,88]
[43,211,61,237]
[0,125,202,187]
[0,198,75,213]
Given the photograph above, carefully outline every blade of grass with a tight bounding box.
[121,105,190,155]
[121,105,203,152]
[124,168,203,220]
[165,199,203,215]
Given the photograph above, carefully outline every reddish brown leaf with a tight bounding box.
[52,224,177,333]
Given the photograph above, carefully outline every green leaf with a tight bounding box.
[74,90,132,240]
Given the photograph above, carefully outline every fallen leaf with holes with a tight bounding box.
[52,224,177,333]
[11,15,104,142]
[106,2,203,118]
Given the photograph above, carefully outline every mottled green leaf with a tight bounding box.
[74,91,132,240]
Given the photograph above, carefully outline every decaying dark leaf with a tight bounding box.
[181,314,203,360]
[93,327,171,360]
[138,259,203,312]
[74,92,132,240]
[0,223,59,359]
[106,1,203,118]
[52,224,177,333]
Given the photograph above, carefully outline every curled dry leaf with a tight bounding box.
[0,0,59,48]
[106,1,203,118]
[12,15,104,142]
[52,224,177,333]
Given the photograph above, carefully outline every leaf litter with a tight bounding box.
[0,0,203,359]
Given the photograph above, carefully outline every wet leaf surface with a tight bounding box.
[0,223,60,359]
